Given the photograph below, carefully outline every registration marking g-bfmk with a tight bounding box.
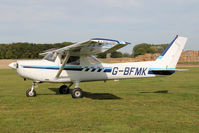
[112,67,147,76]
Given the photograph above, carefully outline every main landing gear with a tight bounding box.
[59,81,83,98]
[59,84,70,94]
[71,81,83,98]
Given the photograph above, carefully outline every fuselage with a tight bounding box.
[9,36,187,84]
[14,59,173,83]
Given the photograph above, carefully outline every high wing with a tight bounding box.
[40,38,130,56]
[40,38,130,78]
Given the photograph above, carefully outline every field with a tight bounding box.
[0,68,199,132]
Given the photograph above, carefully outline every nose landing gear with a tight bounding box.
[26,82,37,97]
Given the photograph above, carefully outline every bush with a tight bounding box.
[132,43,168,57]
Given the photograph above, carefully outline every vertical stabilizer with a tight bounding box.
[156,35,188,68]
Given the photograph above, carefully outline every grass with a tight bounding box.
[178,61,199,64]
[0,68,199,133]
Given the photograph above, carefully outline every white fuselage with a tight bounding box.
[9,36,187,84]
[15,59,171,83]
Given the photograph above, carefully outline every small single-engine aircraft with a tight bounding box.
[9,35,187,98]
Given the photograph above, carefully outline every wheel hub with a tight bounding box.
[75,91,81,97]
[28,91,34,96]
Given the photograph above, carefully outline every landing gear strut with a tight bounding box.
[26,82,37,97]
[71,81,83,98]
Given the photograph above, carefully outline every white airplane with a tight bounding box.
[9,35,187,98]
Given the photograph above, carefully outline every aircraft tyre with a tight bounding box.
[59,85,69,94]
[71,88,83,98]
[26,89,36,97]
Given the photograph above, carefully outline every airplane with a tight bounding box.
[8,35,187,98]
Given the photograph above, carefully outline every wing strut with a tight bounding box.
[55,52,70,78]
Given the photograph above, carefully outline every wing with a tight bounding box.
[40,38,130,78]
[40,38,130,56]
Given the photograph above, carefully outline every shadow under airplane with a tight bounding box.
[140,90,169,94]
[47,88,121,100]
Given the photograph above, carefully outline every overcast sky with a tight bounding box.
[0,0,198,53]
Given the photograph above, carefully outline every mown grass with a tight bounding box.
[0,68,199,133]
[178,61,199,64]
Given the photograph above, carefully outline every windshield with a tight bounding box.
[43,52,57,62]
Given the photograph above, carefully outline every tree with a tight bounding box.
[132,43,168,57]
[97,51,124,58]
[122,53,132,57]
[97,53,106,58]
[111,51,123,58]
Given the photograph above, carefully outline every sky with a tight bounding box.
[0,0,198,54]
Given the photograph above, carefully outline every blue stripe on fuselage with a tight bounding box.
[21,65,112,73]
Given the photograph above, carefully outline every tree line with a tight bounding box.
[0,42,168,59]
[0,42,73,59]
[98,43,168,58]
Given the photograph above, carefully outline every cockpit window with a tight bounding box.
[87,56,101,64]
[43,52,57,62]
[67,56,80,65]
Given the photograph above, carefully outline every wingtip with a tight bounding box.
[125,42,131,45]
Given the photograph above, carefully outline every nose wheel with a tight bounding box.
[26,82,37,97]
[26,89,36,97]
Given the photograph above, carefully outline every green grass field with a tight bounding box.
[0,68,199,133]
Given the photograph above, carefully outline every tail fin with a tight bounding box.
[156,35,188,68]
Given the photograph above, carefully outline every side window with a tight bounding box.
[87,56,101,64]
[67,56,80,65]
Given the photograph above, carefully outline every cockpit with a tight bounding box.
[43,52,101,65]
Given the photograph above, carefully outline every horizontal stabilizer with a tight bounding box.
[148,68,188,75]
[149,69,188,71]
